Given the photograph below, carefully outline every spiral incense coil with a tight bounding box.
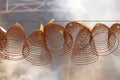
[71,27,98,65]
[65,21,86,54]
[71,40,98,65]
[108,28,119,55]
[65,21,83,40]
[110,23,120,56]
[0,28,7,59]
[22,30,51,66]
[92,23,118,55]
[73,25,91,50]
[44,23,72,57]
[3,23,26,60]
[63,31,73,54]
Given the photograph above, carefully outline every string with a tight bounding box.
[0,20,120,22]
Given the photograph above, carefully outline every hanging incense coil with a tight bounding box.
[71,26,98,65]
[110,23,120,56]
[92,23,118,55]
[22,30,51,66]
[44,23,73,57]
[3,23,26,60]
[65,21,83,40]
[72,39,98,65]
[66,22,91,49]
[0,28,7,59]
[63,31,73,54]
[65,21,85,54]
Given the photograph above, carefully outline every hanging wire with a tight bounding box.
[0,20,120,22]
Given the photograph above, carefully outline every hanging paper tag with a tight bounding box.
[0,26,7,32]
[38,23,44,40]
[40,24,44,32]
[48,19,55,23]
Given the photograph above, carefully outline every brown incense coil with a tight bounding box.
[0,28,7,59]
[63,31,73,54]
[65,21,83,40]
[22,30,51,66]
[110,23,120,56]
[72,24,91,49]
[92,23,118,55]
[44,23,72,57]
[71,27,98,65]
[65,21,86,54]
[3,23,26,60]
